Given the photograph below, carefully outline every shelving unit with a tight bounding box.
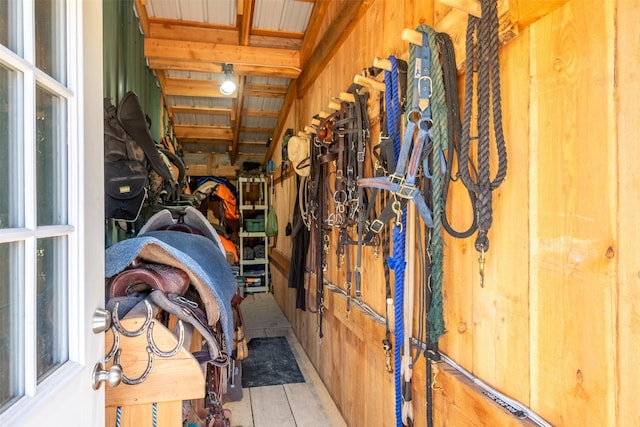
[238,175,269,293]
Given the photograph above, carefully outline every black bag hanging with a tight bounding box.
[103,92,170,222]
[104,161,148,222]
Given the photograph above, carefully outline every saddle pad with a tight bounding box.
[105,231,236,350]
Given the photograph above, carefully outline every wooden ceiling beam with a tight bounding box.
[144,38,300,69]
[148,59,224,73]
[248,35,302,50]
[240,0,255,46]
[171,106,233,116]
[251,28,304,39]
[242,109,279,118]
[163,78,237,98]
[147,58,300,78]
[297,0,372,98]
[148,21,239,44]
[298,0,330,65]
[173,125,233,140]
[133,0,151,36]
[243,83,288,98]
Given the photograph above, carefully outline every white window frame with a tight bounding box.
[0,0,86,419]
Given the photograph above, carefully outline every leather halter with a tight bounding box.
[359,32,436,233]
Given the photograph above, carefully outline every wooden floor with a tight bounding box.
[224,292,347,427]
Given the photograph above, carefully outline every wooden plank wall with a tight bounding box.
[616,1,640,426]
[267,1,638,426]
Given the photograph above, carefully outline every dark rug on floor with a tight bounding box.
[241,336,305,388]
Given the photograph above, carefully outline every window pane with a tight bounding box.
[0,241,25,412]
[35,0,66,83]
[0,0,22,55]
[0,63,24,229]
[36,85,67,226]
[36,237,68,382]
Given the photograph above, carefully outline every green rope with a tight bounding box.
[415,24,447,343]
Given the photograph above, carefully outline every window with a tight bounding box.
[0,0,76,414]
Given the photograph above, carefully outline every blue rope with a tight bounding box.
[386,55,406,427]
[388,56,401,158]
[115,406,121,427]
[388,212,406,427]
[152,402,157,427]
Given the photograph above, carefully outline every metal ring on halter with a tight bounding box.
[326,212,337,227]
[112,299,153,337]
[147,320,184,358]
[406,108,422,123]
[333,189,347,204]
[115,347,154,385]
[105,325,119,362]
[418,117,433,132]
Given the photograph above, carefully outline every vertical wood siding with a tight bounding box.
[268,0,634,426]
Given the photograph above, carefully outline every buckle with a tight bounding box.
[388,175,417,199]
[369,219,385,233]
[394,180,418,199]
[388,173,404,185]
[418,75,432,99]
[206,390,220,407]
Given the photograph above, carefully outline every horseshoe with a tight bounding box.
[147,320,184,358]
[105,325,119,362]
[112,299,153,337]
[115,347,154,385]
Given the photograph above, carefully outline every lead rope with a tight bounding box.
[411,23,449,427]
[382,56,401,374]
[384,55,405,427]
[417,24,447,346]
[459,0,508,286]
[114,402,157,426]
[437,31,478,239]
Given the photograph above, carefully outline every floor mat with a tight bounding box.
[241,336,305,388]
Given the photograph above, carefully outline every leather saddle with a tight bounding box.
[107,261,190,299]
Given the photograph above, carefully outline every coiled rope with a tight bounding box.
[437,31,478,239]
[414,24,447,344]
[459,0,508,256]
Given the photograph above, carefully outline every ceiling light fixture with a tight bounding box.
[220,63,236,95]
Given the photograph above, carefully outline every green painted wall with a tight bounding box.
[103,0,163,141]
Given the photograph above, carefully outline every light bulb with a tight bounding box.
[220,79,236,95]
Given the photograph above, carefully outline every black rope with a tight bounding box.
[459,0,508,252]
[437,32,478,239]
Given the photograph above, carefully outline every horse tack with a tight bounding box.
[107,260,191,299]
[459,0,508,273]
[359,38,437,233]
[305,84,376,334]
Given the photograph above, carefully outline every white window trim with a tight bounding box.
[0,0,86,419]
